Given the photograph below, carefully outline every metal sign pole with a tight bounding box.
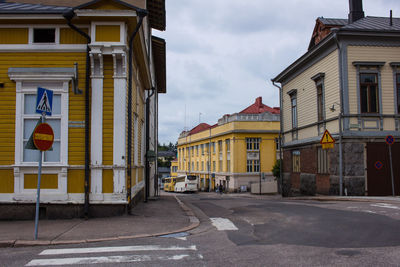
[389,144,395,196]
[34,114,45,240]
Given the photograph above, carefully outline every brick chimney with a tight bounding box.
[255,97,262,107]
[348,0,365,24]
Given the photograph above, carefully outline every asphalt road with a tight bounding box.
[2,193,400,266]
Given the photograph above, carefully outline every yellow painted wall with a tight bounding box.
[67,169,85,193]
[0,52,86,166]
[60,28,88,44]
[347,46,400,115]
[103,56,114,165]
[0,169,13,193]
[24,174,58,189]
[177,122,279,175]
[95,25,120,42]
[102,169,113,193]
[170,161,178,177]
[0,28,28,44]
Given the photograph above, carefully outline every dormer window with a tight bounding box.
[33,28,56,43]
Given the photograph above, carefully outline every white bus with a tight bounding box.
[174,175,198,193]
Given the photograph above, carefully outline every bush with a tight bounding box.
[272,159,281,180]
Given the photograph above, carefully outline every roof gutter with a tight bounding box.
[63,9,91,219]
[271,81,284,197]
[127,9,148,212]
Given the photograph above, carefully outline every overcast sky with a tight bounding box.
[154,0,399,145]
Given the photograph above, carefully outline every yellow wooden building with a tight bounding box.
[0,0,166,218]
[170,159,178,177]
[177,97,280,192]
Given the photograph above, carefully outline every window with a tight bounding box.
[191,162,194,172]
[191,146,194,156]
[201,161,204,171]
[317,148,329,174]
[33,28,56,43]
[219,159,222,172]
[218,140,222,152]
[196,145,199,156]
[275,138,280,151]
[291,95,297,128]
[360,73,379,113]
[225,139,230,152]
[197,161,199,171]
[212,142,215,154]
[206,161,209,172]
[312,73,325,122]
[9,68,73,168]
[246,138,260,151]
[317,84,324,121]
[212,161,216,172]
[292,150,300,173]
[246,160,259,173]
[23,94,61,162]
[227,159,231,172]
[201,144,204,155]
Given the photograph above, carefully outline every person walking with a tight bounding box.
[218,183,223,194]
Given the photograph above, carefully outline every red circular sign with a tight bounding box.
[33,123,54,151]
[385,135,395,145]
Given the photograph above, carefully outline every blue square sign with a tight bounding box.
[36,87,53,116]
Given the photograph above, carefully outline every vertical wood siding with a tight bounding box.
[102,169,113,193]
[95,25,120,42]
[24,174,58,189]
[0,169,13,193]
[0,28,28,44]
[67,169,85,193]
[60,28,88,44]
[103,56,114,165]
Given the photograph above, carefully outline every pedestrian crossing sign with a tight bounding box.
[36,87,53,116]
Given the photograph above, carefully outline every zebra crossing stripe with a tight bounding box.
[210,217,238,231]
[26,254,193,266]
[40,245,197,255]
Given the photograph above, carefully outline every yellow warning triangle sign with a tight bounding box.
[320,130,335,144]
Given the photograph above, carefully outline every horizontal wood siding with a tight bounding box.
[347,46,400,115]
[103,56,113,165]
[0,52,86,166]
[282,50,339,138]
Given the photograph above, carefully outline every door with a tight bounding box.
[367,142,400,196]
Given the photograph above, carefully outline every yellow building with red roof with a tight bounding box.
[177,97,280,192]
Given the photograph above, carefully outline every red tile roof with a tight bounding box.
[239,97,280,114]
[185,97,279,137]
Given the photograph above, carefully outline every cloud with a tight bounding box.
[155,0,400,144]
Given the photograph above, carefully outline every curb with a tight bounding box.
[288,196,400,204]
[3,195,201,248]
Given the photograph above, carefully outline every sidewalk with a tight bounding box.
[0,195,199,248]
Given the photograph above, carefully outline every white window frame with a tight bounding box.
[8,68,72,199]
[9,69,71,168]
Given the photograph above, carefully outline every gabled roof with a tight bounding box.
[0,2,71,13]
[189,123,212,135]
[239,97,280,115]
[0,0,166,31]
[318,17,348,26]
[273,16,400,83]
[341,16,400,31]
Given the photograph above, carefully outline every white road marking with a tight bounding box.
[40,245,197,255]
[26,254,194,266]
[210,217,238,231]
[371,203,400,210]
